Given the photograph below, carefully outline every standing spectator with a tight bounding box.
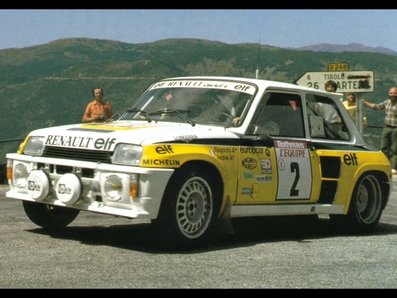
[325,80,338,93]
[362,86,397,174]
[343,93,368,127]
[82,87,112,123]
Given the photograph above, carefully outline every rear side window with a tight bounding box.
[306,93,350,140]
[249,92,305,138]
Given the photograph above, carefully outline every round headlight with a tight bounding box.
[104,175,123,201]
[14,163,28,189]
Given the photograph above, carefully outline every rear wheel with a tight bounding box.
[155,168,220,246]
[22,201,80,229]
[331,174,383,233]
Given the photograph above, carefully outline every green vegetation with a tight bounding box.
[0,38,393,161]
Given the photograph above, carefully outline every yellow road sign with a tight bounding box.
[328,63,349,71]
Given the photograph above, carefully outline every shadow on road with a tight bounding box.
[27,216,397,253]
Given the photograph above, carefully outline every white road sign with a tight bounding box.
[295,71,374,92]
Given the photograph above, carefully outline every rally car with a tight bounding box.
[5,76,392,245]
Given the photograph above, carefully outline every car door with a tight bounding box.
[236,91,319,204]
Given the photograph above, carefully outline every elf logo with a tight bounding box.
[156,145,174,154]
[343,153,358,166]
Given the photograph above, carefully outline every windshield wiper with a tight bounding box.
[149,109,196,126]
[125,108,152,123]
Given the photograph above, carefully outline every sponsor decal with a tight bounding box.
[275,140,307,149]
[142,159,181,166]
[343,153,358,166]
[150,80,256,95]
[240,147,264,154]
[213,146,236,161]
[156,145,174,154]
[278,158,286,171]
[213,147,236,154]
[217,155,235,161]
[260,159,272,174]
[173,135,198,142]
[28,181,40,191]
[58,184,72,195]
[242,158,257,170]
[45,135,116,150]
[241,187,252,195]
[68,128,114,133]
[275,140,307,158]
[274,139,312,200]
[256,175,272,183]
[242,172,254,179]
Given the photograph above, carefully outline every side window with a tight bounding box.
[248,92,305,137]
[306,94,350,140]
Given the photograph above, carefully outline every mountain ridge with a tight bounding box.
[3,38,395,56]
[295,42,397,55]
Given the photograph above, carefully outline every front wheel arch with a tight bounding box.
[154,162,223,245]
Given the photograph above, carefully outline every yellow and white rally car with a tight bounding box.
[6,76,392,245]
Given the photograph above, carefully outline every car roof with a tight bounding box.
[161,76,343,98]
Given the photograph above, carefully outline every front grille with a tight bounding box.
[37,163,95,178]
[42,146,112,164]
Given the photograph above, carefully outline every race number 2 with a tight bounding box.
[274,140,312,200]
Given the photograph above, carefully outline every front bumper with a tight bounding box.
[6,153,174,219]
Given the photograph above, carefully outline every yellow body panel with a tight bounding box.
[140,141,391,215]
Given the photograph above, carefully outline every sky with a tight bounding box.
[1,9,397,51]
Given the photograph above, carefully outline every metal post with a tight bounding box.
[357,95,363,134]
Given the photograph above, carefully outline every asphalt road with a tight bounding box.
[0,179,396,289]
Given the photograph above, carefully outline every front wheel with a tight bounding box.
[154,168,220,246]
[331,174,383,233]
[22,201,80,229]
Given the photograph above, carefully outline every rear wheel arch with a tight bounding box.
[332,170,389,233]
[351,170,390,210]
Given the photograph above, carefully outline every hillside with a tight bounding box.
[0,37,395,154]
[296,42,397,56]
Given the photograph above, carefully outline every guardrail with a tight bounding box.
[0,138,24,144]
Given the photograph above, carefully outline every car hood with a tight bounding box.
[31,120,239,152]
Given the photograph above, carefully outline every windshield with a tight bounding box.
[119,79,256,126]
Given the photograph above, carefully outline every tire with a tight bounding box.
[155,168,220,246]
[22,201,80,229]
[331,174,383,233]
